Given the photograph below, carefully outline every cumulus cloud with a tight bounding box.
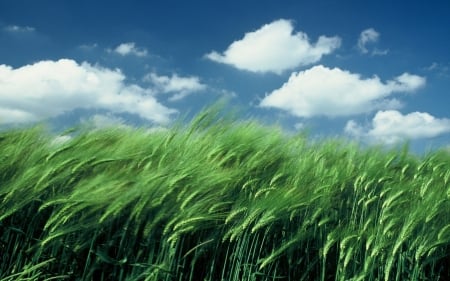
[0,59,176,125]
[144,73,206,101]
[345,110,450,144]
[205,19,341,74]
[3,25,35,33]
[357,28,388,55]
[111,42,148,57]
[260,65,425,118]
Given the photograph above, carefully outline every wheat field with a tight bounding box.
[1,107,450,280]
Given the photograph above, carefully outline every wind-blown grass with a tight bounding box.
[1,107,450,280]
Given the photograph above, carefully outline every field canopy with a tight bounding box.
[1,107,450,281]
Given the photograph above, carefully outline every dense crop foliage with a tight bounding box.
[1,108,450,280]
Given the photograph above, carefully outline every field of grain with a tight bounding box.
[1,107,450,281]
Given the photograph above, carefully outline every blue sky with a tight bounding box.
[1,0,449,153]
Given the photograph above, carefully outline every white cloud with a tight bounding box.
[344,120,365,137]
[144,73,206,101]
[357,28,379,53]
[205,19,341,74]
[357,28,387,55]
[387,73,426,92]
[345,110,450,144]
[0,59,176,125]
[3,25,35,33]
[111,42,148,57]
[260,65,425,118]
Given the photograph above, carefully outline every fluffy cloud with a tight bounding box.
[345,110,450,144]
[111,42,148,57]
[260,65,425,118]
[205,19,341,74]
[357,28,387,55]
[144,73,206,101]
[0,59,176,125]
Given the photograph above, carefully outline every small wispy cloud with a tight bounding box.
[357,28,379,53]
[357,28,388,56]
[109,42,148,57]
[372,49,389,56]
[3,25,35,33]
[144,73,206,101]
[424,62,450,77]
[426,62,440,71]
[79,43,98,51]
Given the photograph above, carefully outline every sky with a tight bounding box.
[0,0,449,153]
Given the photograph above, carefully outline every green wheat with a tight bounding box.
[0,106,449,280]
